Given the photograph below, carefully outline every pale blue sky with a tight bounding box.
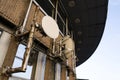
[76,0,120,80]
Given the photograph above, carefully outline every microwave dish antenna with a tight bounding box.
[42,16,59,39]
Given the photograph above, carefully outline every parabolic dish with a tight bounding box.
[42,16,59,39]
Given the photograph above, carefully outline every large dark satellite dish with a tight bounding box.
[60,0,108,66]
[36,0,108,66]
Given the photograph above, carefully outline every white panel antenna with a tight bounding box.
[42,16,59,39]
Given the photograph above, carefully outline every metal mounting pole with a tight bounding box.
[5,20,36,74]
[3,6,39,75]
[20,0,33,33]
[55,0,59,21]
[66,17,69,36]
[52,0,59,54]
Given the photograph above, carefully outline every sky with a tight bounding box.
[76,0,120,80]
